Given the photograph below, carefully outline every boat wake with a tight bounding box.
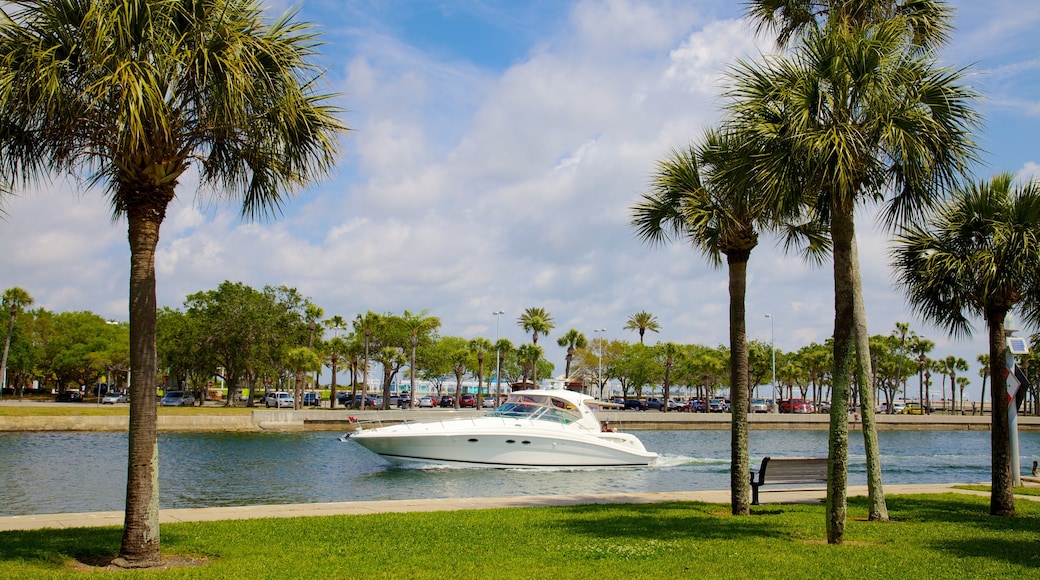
[652,454,729,468]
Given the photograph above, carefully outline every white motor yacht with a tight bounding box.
[344,389,657,468]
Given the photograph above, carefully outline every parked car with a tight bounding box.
[708,398,727,412]
[901,402,931,415]
[396,395,412,408]
[101,391,128,404]
[55,390,83,402]
[482,396,497,408]
[677,399,703,412]
[459,394,477,408]
[750,398,770,413]
[160,390,195,407]
[778,398,812,413]
[645,397,664,411]
[418,395,436,408]
[265,391,294,408]
[302,392,321,407]
[623,399,645,411]
[337,392,378,408]
[438,395,454,408]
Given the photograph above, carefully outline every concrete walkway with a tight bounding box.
[3,482,1037,532]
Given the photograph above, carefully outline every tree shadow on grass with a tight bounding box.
[544,501,803,543]
[0,526,122,567]
[851,494,1040,570]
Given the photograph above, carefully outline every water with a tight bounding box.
[1,429,1037,517]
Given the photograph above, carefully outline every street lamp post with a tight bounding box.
[594,328,606,399]
[493,310,504,402]
[765,314,776,411]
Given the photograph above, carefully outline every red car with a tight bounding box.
[779,398,813,413]
[459,394,477,408]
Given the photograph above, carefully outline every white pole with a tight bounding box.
[493,310,504,403]
[766,314,776,412]
[594,328,606,399]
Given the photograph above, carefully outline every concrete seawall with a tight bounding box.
[1,409,1038,432]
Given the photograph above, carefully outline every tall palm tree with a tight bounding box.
[556,329,588,381]
[517,307,554,384]
[297,304,324,409]
[631,131,826,516]
[468,337,493,405]
[977,354,990,415]
[402,310,440,409]
[493,338,514,400]
[943,355,969,413]
[354,312,381,410]
[623,311,661,345]
[891,171,1040,516]
[0,1,344,565]
[911,335,935,409]
[324,336,349,410]
[1,287,33,399]
[516,343,543,388]
[731,2,979,541]
[324,316,348,409]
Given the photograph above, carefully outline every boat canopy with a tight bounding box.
[487,392,583,424]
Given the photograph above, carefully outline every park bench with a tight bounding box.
[749,457,828,505]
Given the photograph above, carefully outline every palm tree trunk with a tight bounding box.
[116,203,164,567]
[827,204,855,544]
[850,233,888,521]
[987,308,1015,515]
[728,257,751,515]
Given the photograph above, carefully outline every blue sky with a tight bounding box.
[2,0,1038,400]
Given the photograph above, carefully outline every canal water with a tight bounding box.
[1,429,1037,517]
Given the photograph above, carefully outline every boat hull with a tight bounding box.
[349,418,657,468]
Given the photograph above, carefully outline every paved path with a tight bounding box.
[3,483,1038,532]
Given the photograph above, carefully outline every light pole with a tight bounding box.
[594,328,606,399]
[765,313,776,411]
[493,310,504,403]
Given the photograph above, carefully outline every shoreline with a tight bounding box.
[2,406,1039,432]
[4,482,1039,532]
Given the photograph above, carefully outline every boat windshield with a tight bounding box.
[487,394,582,424]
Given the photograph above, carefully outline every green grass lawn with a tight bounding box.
[956,484,1040,497]
[1,493,1037,579]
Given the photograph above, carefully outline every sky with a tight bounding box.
[2,0,1039,401]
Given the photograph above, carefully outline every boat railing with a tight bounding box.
[349,408,486,431]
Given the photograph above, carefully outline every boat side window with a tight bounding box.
[487,397,581,422]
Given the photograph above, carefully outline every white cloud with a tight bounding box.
[1,0,1030,398]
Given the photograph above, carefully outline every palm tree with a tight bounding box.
[631,131,826,516]
[556,329,588,381]
[493,338,514,400]
[731,2,979,541]
[911,335,936,410]
[324,316,348,408]
[516,343,543,388]
[977,354,990,415]
[943,356,969,414]
[297,304,324,409]
[891,171,1040,516]
[324,336,349,410]
[0,1,344,565]
[1,287,33,400]
[517,307,554,385]
[468,337,493,406]
[354,312,381,410]
[402,310,441,409]
[623,311,661,345]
